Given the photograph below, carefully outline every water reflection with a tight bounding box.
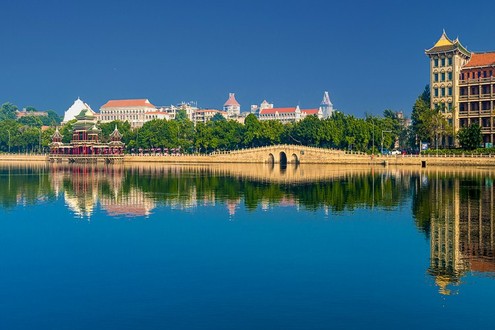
[0,162,412,217]
[412,169,495,295]
[2,162,495,294]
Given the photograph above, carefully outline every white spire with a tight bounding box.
[320,91,334,118]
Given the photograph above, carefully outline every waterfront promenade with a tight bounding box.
[3,144,495,166]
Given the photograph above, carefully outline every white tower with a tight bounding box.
[320,91,333,118]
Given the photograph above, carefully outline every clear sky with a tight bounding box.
[1,0,495,117]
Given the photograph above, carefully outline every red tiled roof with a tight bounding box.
[260,107,297,114]
[464,52,495,68]
[101,99,156,108]
[302,108,319,114]
[224,93,240,106]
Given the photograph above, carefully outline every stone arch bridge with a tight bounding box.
[208,144,367,165]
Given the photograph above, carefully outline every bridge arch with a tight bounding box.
[291,153,299,164]
[267,153,275,164]
[279,152,287,166]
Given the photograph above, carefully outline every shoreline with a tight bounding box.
[2,152,495,167]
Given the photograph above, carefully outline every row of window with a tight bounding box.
[433,87,453,97]
[459,101,493,111]
[101,109,150,115]
[432,102,453,110]
[433,57,453,67]
[459,85,494,96]
[461,70,494,80]
[460,118,493,128]
[433,72,453,82]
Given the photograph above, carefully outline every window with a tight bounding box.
[434,73,438,82]
[448,87,452,96]
[478,71,482,78]
[461,73,465,80]
[484,71,488,78]
[448,58,452,66]
[434,59,439,67]
[441,72,445,81]
[434,88,438,97]
[448,72,452,81]
[441,58,445,66]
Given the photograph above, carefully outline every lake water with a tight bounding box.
[0,162,494,329]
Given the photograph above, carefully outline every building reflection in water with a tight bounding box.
[420,171,495,295]
[50,164,156,219]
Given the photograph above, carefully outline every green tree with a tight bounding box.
[243,114,262,147]
[457,124,482,150]
[175,109,188,122]
[211,112,226,122]
[411,85,431,143]
[41,110,62,126]
[0,102,18,121]
[18,116,43,128]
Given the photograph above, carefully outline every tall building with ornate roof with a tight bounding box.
[426,31,495,146]
[223,93,240,117]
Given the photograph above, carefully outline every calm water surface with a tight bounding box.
[0,163,494,329]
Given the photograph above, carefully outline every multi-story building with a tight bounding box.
[193,109,228,123]
[15,108,48,119]
[99,99,158,128]
[426,31,495,146]
[258,105,323,123]
[223,93,241,117]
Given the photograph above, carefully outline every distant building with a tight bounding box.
[99,99,157,128]
[223,93,241,117]
[193,109,228,123]
[258,105,323,123]
[63,98,94,123]
[320,91,334,118]
[16,108,48,119]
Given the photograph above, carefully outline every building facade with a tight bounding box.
[99,99,157,128]
[258,105,323,123]
[193,109,228,123]
[426,31,495,146]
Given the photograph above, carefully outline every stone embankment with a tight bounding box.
[0,154,48,162]
[3,145,495,167]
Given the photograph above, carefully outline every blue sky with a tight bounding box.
[1,0,495,117]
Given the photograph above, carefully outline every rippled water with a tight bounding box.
[0,162,494,329]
